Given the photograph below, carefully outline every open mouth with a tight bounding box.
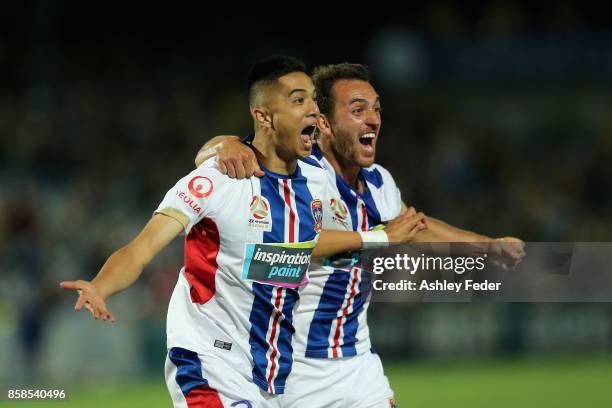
[300,125,316,150]
[359,132,376,147]
[302,125,317,138]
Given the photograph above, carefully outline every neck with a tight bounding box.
[252,130,298,175]
[319,137,362,192]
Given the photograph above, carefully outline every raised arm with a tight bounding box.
[60,214,183,321]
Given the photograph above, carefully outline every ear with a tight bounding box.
[251,107,272,129]
[317,114,332,137]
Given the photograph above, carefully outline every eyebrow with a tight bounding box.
[349,96,381,105]
[289,89,308,96]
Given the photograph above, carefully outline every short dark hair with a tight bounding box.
[311,63,371,121]
[248,56,307,108]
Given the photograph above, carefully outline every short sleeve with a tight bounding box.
[154,160,224,234]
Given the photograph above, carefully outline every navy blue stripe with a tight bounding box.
[335,175,360,231]
[305,270,351,357]
[360,167,384,188]
[300,156,323,169]
[291,177,317,242]
[273,289,299,392]
[340,269,367,356]
[260,177,286,243]
[248,283,275,391]
[311,144,324,160]
[168,347,208,396]
[360,191,382,226]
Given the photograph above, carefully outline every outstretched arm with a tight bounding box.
[60,214,183,321]
[401,202,525,268]
[195,135,263,178]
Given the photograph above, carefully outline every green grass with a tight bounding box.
[386,356,612,407]
[4,356,611,407]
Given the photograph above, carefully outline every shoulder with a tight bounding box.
[361,163,396,188]
[182,157,251,197]
[299,155,324,171]
[298,156,327,177]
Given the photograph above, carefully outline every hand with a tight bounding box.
[218,142,263,178]
[59,280,116,322]
[196,136,263,179]
[488,237,526,270]
[384,207,428,243]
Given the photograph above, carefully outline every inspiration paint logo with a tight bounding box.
[242,241,316,288]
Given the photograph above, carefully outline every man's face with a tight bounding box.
[268,72,319,160]
[329,79,381,168]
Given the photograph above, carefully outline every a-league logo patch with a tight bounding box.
[250,195,270,219]
[248,195,272,231]
[330,198,348,220]
[311,199,323,233]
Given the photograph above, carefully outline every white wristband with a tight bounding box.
[358,230,389,249]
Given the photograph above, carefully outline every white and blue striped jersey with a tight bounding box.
[292,144,402,359]
[156,156,330,395]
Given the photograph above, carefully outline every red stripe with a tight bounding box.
[361,202,367,231]
[331,267,360,358]
[266,287,284,392]
[185,385,224,407]
[282,180,295,242]
[184,218,220,304]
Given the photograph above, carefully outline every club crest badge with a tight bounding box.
[311,199,323,233]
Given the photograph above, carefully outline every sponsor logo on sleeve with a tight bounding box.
[176,190,202,214]
[311,199,323,233]
[242,241,316,288]
[188,176,213,198]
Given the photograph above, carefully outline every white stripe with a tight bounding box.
[279,180,290,242]
[327,308,340,358]
[358,198,368,231]
[264,288,286,393]
[288,181,300,242]
[328,267,362,357]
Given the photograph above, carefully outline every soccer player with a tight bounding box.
[195,63,525,407]
[60,57,426,408]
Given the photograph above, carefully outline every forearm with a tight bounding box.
[413,217,492,243]
[313,230,362,257]
[195,135,242,167]
[91,214,183,299]
[91,243,149,299]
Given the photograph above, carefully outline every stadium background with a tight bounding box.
[1,3,611,407]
